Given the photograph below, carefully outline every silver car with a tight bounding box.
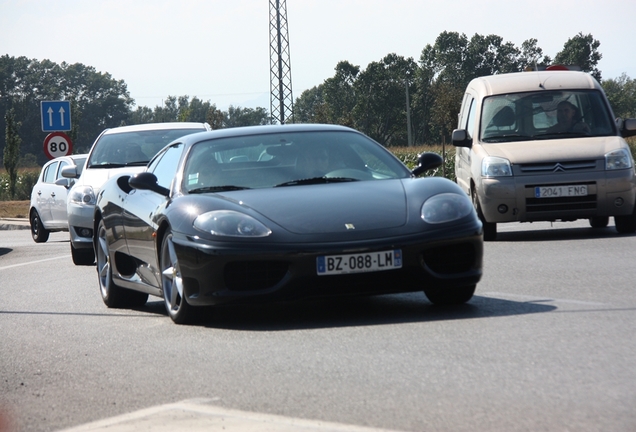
[452,69,636,240]
[29,154,87,243]
[62,122,211,265]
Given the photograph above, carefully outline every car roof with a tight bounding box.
[468,71,601,97]
[178,123,360,143]
[101,122,210,136]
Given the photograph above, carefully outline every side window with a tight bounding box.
[465,98,477,139]
[57,161,69,180]
[149,143,184,189]
[43,162,59,183]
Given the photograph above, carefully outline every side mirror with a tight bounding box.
[412,152,443,177]
[61,165,79,179]
[452,129,472,148]
[54,177,72,189]
[621,118,636,138]
[128,172,169,196]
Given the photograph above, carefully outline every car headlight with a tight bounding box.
[605,148,632,170]
[482,156,512,177]
[421,193,474,224]
[194,210,272,237]
[69,186,96,205]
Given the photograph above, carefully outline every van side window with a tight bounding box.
[465,98,476,139]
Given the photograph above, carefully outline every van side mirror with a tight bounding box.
[452,129,472,148]
[620,118,636,138]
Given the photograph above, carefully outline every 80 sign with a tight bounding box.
[43,132,73,160]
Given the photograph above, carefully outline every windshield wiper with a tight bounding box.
[482,134,531,143]
[534,132,590,139]
[87,163,127,168]
[275,177,359,187]
[189,185,251,193]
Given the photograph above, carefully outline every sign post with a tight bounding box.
[41,100,71,132]
[43,132,73,160]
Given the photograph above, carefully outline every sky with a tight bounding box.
[1,0,635,112]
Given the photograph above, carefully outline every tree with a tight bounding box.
[3,108,21,199]
[322,61,360,126]
[293,85,329,123]
[224,106,270,128]
[603,73,636,119]
[554,32,602,81]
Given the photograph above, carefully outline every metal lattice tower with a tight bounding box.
[269,0,294,124]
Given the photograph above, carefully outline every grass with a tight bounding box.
[0,200,30,218]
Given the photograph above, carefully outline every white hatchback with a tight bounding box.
[29,154,87,242]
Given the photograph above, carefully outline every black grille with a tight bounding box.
[519,160,597,174]
[224,261,289,291]
[422,243,476,274]
[526,195,597,212]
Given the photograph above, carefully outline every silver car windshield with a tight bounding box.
[87,128,204,168]
[480,90,616,143]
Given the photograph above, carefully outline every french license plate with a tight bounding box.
[317,250,402,276]
[535,185,588,198]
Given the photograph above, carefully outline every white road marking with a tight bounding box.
[0,254,69,271]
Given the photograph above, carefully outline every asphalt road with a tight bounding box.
[1,221,635,432]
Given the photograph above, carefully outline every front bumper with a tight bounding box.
[478,168,636,223]
[171,227,484,307]
[67,202,95,248]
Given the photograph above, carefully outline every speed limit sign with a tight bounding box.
[43,132,73,160]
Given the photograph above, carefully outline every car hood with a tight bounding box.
[480,136,625,164]
[77,166,146,192]
[218,180,409,234]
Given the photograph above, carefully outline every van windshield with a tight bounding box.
[480,90,616,143]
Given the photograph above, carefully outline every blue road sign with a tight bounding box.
[41,100,71,132]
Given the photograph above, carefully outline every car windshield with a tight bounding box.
[480,90,616,143]
[184,130,410,193]
[87,128,203,168]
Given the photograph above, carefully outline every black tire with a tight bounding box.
[71,242,95,266]
[96,219,148,308]
[472,189,497,241]
[589,216,609,228]
[160,229,194,324]
[615,213,636,234]
[29,209,49,243]
[424,285,476,305]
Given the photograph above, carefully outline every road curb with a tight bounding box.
[0,218,29,230]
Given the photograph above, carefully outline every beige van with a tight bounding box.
[452,69,636,240]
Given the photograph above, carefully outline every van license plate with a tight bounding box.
[535,185,588,198]
[317,250,402,275]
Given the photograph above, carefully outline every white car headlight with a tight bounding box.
[605,148,632,170]
[194,210,272,237]
[482,156,512,177]
[421,193,474,224]
[69,186,96,205]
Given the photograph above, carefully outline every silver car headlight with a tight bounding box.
[194,210,272,237]
[69,185,96,205]
[605,148,632,170]
[482,156,512,177]
[421,193,474,224]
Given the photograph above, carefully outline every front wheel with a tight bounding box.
[96,219,148,308]
[71,242,95,266]
[160,229,194,324]
[30,209,49,243]
[472,189,496,241]
[589,217,609,228]
[424,285,476,305]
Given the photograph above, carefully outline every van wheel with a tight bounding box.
[472,190,497,241]
[615,211,636,234]
[589,217,609,228]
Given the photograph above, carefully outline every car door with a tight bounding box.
[49,159,72,226]
[123,143,184,286]
[35,161,60,228]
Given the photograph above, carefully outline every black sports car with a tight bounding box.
[94,124,483,324]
